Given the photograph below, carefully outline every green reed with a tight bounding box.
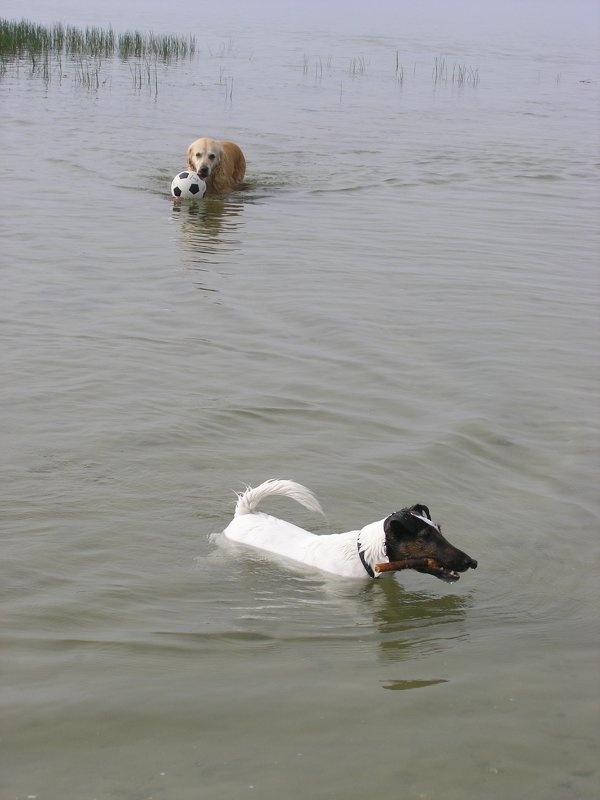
[452,63,480,87]
[349,55,366,76]
[0,18,195,62]
[432,56,447,83]
[73,56,101,90]
[118,30,196,61]
[129,57,159,98]
[433,56,479,87]
[395,50,404,85]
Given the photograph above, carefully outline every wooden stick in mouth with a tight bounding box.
[374,557,439,574]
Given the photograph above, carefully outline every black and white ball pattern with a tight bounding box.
[171,171,206,199]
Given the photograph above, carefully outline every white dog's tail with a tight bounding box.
[234,479,324,518]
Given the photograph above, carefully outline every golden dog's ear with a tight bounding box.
[186,145,195,170]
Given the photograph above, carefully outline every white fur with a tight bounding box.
[223,479,388,578]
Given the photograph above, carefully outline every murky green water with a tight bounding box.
[2,2,599,799]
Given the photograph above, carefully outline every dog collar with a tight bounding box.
[357,538,375,578]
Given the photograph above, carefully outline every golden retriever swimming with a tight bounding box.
[186,137,246,194]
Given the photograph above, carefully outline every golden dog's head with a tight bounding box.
[186,137,223,180]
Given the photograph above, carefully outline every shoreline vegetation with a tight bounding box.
[0,18,197,95]
[0,18,196,61]
[0,17,481,96]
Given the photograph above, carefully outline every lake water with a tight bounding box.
[1,1,599,799]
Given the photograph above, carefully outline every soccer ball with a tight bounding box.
[171,171,206,199]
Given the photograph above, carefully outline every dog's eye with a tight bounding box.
[208,153,216,160]
[195,152,202,158]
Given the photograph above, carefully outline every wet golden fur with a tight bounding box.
[186,137,246,194]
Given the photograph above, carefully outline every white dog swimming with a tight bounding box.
[223,479,477,581]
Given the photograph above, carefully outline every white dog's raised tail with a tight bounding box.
[234,479,323,517]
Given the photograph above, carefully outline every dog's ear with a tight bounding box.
[186,145,195,170]
[409,503,432,520]
[384,505,437,540]
[384,509,419,538]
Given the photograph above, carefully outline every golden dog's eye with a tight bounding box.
[209,153,216,160]
[195,152,202,158]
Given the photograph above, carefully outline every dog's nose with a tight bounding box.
[198,166,209,178]
[466,557,478,570]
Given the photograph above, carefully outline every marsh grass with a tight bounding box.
[395,50,404,85]
[0,17,195,92]
[349,55,366,76]
[315,57,323,80]
[452,63,479,87]
[433,56,479,87]
[74,57,102,90]
[301,54,334,81]
[119,31,195,61]
[217,67,234,102]
[432,56,447,84]
[130,57,159,97]
[298,51,479,95]
[1,18,195,61]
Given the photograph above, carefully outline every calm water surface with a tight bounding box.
[1,2,599,799]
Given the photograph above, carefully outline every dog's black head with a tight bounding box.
[383,504,477,582]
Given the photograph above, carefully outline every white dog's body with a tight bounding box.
[223,480,386,578]
[223,479,478,583]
